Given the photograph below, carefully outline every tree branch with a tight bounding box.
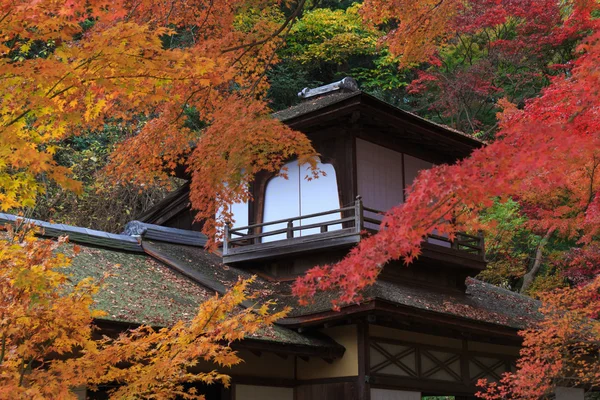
[520,229,553,293]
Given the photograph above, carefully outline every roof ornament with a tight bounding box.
[298,77,359,99]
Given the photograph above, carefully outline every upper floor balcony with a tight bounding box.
[222,196,485,270]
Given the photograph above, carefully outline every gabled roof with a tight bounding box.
[136,181,191,225]
[272,88,484,151]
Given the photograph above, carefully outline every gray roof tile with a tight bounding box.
[0,213,142,252]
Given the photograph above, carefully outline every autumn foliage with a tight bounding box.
[4,0,600,397]
[477,277,600,399]
[292,0,600,395]
[294,0,600,303]
[0,225,100,398]
[360,0,597,68]
[0,0,316,242]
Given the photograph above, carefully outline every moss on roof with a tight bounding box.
[283,277,541,330]
[143,240,286,302]
[143,242,540,330]
[272,91,360,122]
[63,241,340,350]
[65,243,211,326]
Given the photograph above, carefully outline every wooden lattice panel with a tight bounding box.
[369,339,462,382]
[369,336,515,387]
[468,356,513,384]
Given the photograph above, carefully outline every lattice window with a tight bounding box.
[369,337,515,387]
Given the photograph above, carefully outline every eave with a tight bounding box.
[93,319,345,361]
[278,300,524,345]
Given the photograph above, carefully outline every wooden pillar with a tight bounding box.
[357,321,370,400]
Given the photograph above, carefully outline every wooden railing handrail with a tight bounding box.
[228,205,356,234]
[223,196,485,258]
[363,206,385,214]
[228,217,356,244]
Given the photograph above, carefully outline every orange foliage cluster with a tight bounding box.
[0,0,316,244]
[0,226,100,398]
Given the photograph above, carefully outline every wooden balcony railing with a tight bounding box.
[223,196,485,260]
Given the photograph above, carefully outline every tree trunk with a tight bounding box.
[520,229,553,294]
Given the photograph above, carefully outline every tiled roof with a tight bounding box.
[272,91,360,122]
[272,90,484,145]
[0,214,341,352]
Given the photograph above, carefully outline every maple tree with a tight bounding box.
[477,277,600,399]
[291,0,600,395]
[364,0,596,135]
[0,0,317,241]
[293,0,600,301]
[0,1,301,397]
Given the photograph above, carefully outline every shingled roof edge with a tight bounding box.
[124,220,207,247]
[0,213,143,253]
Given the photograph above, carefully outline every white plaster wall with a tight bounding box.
[297,325,358,380]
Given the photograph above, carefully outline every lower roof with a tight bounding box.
[0,215,343,356]
[144,241,541,332]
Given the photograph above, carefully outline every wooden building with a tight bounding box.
[0,79,545,399]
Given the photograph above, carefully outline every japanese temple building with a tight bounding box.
[1,78,549,399]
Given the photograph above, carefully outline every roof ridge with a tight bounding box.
[124,220,207,247]
[0,213,143,253]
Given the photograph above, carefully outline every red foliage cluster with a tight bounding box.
[456,0,596,51]
[560,245,600,287]
[293,25,600,308]
[392,0,599,133]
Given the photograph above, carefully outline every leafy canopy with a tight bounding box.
[0,0,317,244]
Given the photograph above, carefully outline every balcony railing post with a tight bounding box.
[223,223,230,255]
[355,195,364,233]
[286,221,294,239]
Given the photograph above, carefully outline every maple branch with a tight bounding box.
[520,229,553,293]
[584,155,600,211]
[0,334,5,365]
[195,0,214,37]
[248,22,294,96]
[403,0,446,38]
[221,0,306,54]
[0,10,12,26]
[173,86,208,123]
